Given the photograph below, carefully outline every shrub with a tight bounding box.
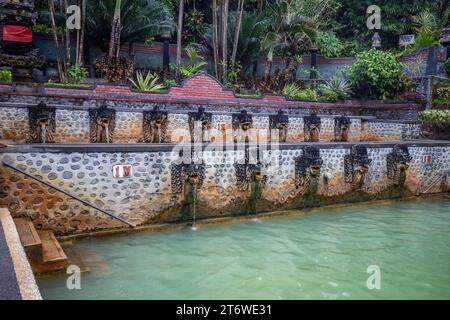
[0,69,12,82]
[419,110,450,125]
[445,59,450,75]
[436,87,450,100]
[129,71,165,92]
[319,76,352,100]
[348,49,408,99]
[68,64,89,83]
[95,55,134,83]
[284,84,317,101]
[318,32,345,58]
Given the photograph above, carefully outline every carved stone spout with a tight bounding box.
[335,115,351,142]
[28,102,55,144]
[143,105,168,143]
[233,110,253,143]
[270,109,289,142]
[344,145,372,190]
[387,145,412,187]
[89,105,115,143]
[304,113,321,142]
[295,146,323,194]
[189,106,212,143]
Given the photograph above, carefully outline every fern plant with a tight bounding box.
[171,46,207,80]
[129,71,165,92]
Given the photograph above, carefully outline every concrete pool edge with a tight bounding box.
[0,208,42,300]
[56,192,450,242]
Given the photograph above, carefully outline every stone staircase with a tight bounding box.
[14,218,68,274]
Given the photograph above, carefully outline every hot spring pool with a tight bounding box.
[37,198,450,299]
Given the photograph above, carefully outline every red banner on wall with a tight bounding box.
[2,25,33,43]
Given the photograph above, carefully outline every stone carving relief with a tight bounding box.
[188,106,212,143]
[143,105,168,143]
[387,145,412,187]
[89,105,116,143]
[27,101,55,143]
[344,145,372,190]
[334,115,351,142]
[233,110,253,143]
[269,109,289,142]
[303,113,321,142]
[295,146,323,194]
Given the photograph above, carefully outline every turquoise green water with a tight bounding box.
[37,199,450,300]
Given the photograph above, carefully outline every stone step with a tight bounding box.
[32,230,69,274]
[13,218,43,264]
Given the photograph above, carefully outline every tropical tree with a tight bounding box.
[109,0,122,59]
[261,0,318,85]
[221,0,230,83]
[231,0,245,68]
[175,0,185,81]
[86,0,174,53]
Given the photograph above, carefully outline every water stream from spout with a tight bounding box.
[191,200,197,231]
[41,126,47,144]
[105,127,110,143]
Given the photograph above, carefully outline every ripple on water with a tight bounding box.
[37,199,450,300]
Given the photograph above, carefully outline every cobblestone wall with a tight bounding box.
[1,105,413,144]
[361,121,421,141]
[0,144,448,235]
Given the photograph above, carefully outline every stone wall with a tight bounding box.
[0,143,448,235]
[0,104,417,144]
[361,120,421,141]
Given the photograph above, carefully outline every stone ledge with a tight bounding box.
[0,208,42,300]
[1,141,449,154]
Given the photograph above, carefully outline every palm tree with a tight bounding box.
[48,0,66,82]
[109,0,122,59]
[212,0,219,78]
[221,0,229,83]
[76,0,86,65]
[231,0,245,68]
[261,0,318,85]
[175,0,184,81]
[86,0,174,53]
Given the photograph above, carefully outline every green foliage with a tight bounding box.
[183,10,207,45]
[445,59,450,75]
[45,81,94,88]
[0,70,12,82]
[283,84,318,101]
[129,71,165,91]
[68,64,89,83]
[436,86,450,100]
[164,79,177,87]
[170,46,207,80]
[419,110,450,125]
[348,49,408,99]
[318,32,345,58]
[319,75,352,100]
[33,23,64,35]
[86,0,174,52]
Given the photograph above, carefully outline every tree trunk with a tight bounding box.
[77,0,86,65]
[221,0,229,83]
[257,0,263,16]
[231,0,244,68]
[48,0,66,82]
[63,0,70,72]
[176,0,184,81]
[109,0,122,59]
[212,0,219,78]
[263,51,273,84]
